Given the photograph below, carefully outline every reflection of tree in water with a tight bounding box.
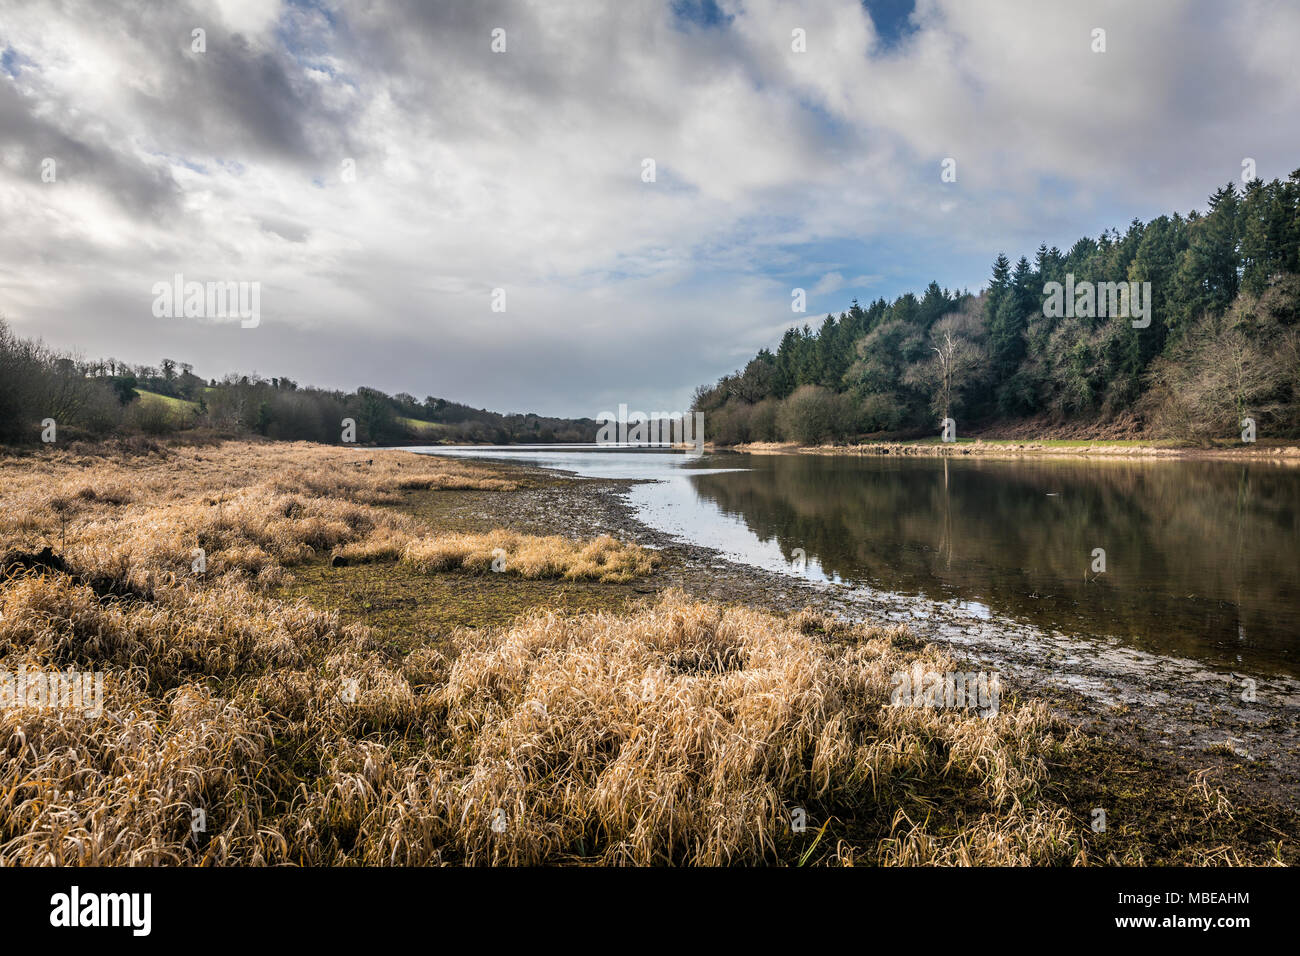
[688,457,1300,676]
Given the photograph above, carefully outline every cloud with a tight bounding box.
[1,0,1297,415]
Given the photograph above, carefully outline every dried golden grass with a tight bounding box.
[401,530,659,582]
[0,572,1082,865]
[879,804,1080,866]
[0,441,650,592]
[0,440,514,537]
[416,595,1079,865]
[0,441,1085,865]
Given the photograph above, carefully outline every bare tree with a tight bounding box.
[904,309,987,422]
[1142,304,1290,442]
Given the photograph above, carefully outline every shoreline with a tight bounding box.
[723,439,1300,462]
[415,452,1300,813]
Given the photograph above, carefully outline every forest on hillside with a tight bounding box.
[693,171,1300,445]
[0,323,597,446]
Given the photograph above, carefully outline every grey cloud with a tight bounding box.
[0,79,181,217]
[1,0,1299,418]
[259,217,309,242]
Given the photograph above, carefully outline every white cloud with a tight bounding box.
[0,0,1297,415]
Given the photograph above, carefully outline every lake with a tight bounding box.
[411,446,1300,679]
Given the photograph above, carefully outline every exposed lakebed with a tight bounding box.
[415,445,1300,679]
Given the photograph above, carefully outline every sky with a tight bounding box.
[1,0,1299,417]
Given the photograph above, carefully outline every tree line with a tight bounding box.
[694,170,1300,445]
[0,322,598,446]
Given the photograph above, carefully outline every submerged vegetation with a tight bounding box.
[0,441,1289,865]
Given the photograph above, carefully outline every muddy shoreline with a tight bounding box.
[727,440,1300,462]
[423,451,1300,811]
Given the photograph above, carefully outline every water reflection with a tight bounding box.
[687,454,1300,677]
[415,446,1300,677]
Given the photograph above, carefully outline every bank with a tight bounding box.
[724,438,1300,461]
[285,449,1300,864]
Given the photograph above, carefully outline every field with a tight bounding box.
[0,440,1286,865]
[134,389,202,423]
[396,416,445,438]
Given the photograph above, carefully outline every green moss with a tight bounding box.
[278,558,641,653]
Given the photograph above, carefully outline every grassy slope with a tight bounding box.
[134,389,201,420]
[397,416,446,437]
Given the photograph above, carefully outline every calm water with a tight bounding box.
[414,446,1300,678]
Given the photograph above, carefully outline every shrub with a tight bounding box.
[777,385,838,444]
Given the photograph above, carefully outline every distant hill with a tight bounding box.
[0,328,597,445]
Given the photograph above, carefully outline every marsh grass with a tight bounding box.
[0,567,1086,865]
[0,440,1265,865]
[400,530,658,582]
[0,441,658,864]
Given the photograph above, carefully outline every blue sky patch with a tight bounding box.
[671,0,733,31]
[861,0,917,49]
